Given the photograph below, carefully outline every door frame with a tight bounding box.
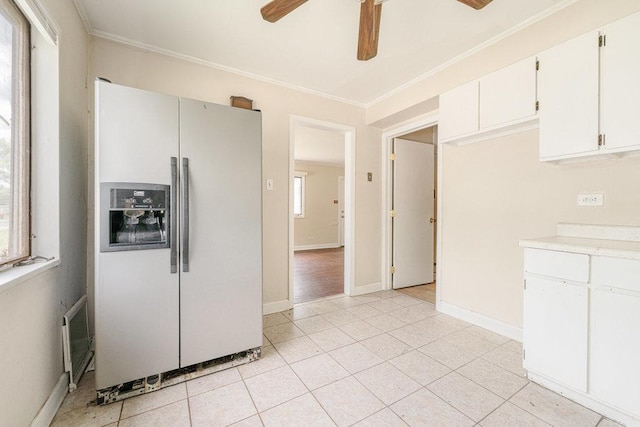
[289,115,356,301]
[338,175,345,247]
[381,114,443,309]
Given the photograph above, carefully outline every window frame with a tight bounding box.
[0,0,30,267]
[293,171,307,219]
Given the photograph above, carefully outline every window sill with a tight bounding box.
[0,258,60,295]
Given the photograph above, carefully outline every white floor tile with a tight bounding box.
[119,399,190,427]
[229,415,264,426]
[329,343,384,374]
[121,383,187,419]
[294,315,335,334]
[308,327,357,352]
[419,338,478,370]
[479,402,550,427]
[282,305,318,321]
[510,383,601,427]
[481,345,527,378]
[186,367,242,397]
[313,376,385,427]
[364,313,407,333]
[260,393,336,427]
[237,345,287,379]
[442,328,502,357]
[263,312,290,328]
[347,304,384,319]
[457,358,528,399]
[321,309,361,327]
[390,388,474,427]
[427,372,504,422]
[353,407,408,426]
[389,350,451,386]
[367,299,403,314]
[290,353,350,390]
[244,366,308,412]
[263,322,306,344]
[339,320,383,341]
[189,381,257,426]
[354,362,421,405]
[360,333,412,360]
[306,300,341,314]
[272,335,323,364]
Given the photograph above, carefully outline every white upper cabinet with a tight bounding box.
[537,30,600,160]
[538,10,640,161]
[480,57,537,130]
[600,11,640,151]
[439,80,479,142]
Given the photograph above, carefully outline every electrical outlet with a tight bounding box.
[577,193,604,206]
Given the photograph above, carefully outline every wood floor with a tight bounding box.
[294,247,344,304]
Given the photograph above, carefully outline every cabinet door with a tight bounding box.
[480,57,537,129]
[523,277,588,392]
[538,31,600,160]
[590,289,640,417]
[439,80,479,141]
[601,11,640,151]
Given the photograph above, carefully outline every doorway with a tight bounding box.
[382,119,440,306]
[289,116,355,305]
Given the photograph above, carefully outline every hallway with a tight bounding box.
[293,248,344,304]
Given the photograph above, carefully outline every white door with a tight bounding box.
[392,138,435,289]
[95,82,180,389]
[338,176,345,247]
[179,99,263,368]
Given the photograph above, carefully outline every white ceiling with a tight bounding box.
[295,127,345,166]
[74,0,569,105]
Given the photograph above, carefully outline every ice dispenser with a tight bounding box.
[100,183,170,252]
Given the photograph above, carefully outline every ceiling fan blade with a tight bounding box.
[261,0,308,23]
[457,0,493,10]
[357,0,382,61]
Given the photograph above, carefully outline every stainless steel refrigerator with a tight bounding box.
[94,81,262,401]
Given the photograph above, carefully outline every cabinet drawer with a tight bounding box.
[592,256,640,292]
[524,248,589,283]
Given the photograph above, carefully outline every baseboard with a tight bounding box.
[294,243,341,251]
[439,301,523,342]
[31,372,68,427]
[263,299,292,315]
[351,282,382,296]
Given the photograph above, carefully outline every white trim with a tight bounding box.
[263,299,292,316]
[365,0,580,107]
[439,301,523,342]
[294,243,342,251]
[30,372,68,427]
[527,373,636,427]
[90,31,365,108]
[0,259,59,295]
[13,0,57,45]
[289,115,356,300]
[380,114,440,297]
[351,282,383,296]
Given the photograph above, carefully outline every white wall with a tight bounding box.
[0,0,88,425]
[372,0,640,332]
[87,37,383,311]
[294,162,344,248]
[440,131,640,327]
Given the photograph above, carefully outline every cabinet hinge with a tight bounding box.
[535,60,539,71]
[598,134,606,147]
[389,153,396,161]
[599,34,606,47]
[535,101,539,112]
[390,266,396,274]
[524,279,527,290]
[390,210,396,218]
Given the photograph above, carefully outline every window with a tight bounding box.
[0,0,29,267]
[293,171,306,218]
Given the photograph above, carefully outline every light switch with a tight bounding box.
[367,172,373,182]
[266,178,274,191]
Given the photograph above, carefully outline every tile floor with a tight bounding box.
[52,291,623,426]
[397,283,436,304]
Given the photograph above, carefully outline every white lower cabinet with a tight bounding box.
[523,248,640,425]
[523,276,588,392]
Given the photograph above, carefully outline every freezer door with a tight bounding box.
[95,81,180,389]
[179,99,263,367]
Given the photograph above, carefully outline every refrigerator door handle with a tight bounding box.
[170,157,178,273]
[182,157,190,272]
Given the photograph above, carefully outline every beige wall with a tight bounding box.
[440,131,640,327]
[0,0,89,425]
[294,162,344,248]
[87,37,383,309]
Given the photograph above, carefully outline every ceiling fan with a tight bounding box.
[260,0,494,61]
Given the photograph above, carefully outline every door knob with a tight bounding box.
[430,218,436,223]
